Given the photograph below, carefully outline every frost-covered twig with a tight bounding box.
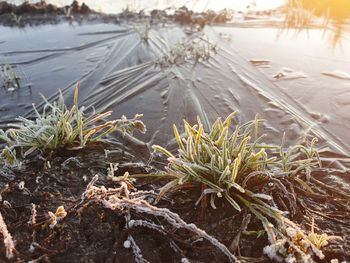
[128,219,165,234]
[81,176,238,263]
[125,235,150,263]
[0,211,15,259]
[28,203,37,225]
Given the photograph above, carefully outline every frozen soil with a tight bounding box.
[0,144,349,262]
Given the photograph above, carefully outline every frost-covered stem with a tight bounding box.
[0,211,15,259]
[102,197,237,262]
[28,203,37,225]
[237,194,277,244]
[83,177,238,263]
[237,194,325,261]
[128,219,166,234]
[127,235,150,263]
[80,174,99,204]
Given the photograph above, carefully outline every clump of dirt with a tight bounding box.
[0,146,235,262]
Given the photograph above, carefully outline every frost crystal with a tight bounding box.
[123,240,131,249]
[18,181,25,190]
[285,227,297,238]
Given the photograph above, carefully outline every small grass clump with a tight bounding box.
[0,84,146,166]
[305,218,342,251]
[1,64,22,91]
[133,20,151,44]
[152,112,333,262]
[157,38,218,68]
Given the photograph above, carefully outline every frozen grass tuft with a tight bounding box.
[0,83,146,166]
[152,112,332,261]
[157,38,218,68]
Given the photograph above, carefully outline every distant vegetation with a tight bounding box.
[283,0,349,46]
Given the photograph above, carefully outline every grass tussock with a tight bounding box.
[0,83,146,166]
[152,112,338,262]
[157,38,218,68]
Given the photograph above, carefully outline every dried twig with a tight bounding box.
[0,211,15,259]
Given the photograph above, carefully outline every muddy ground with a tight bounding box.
[0,144,350,262]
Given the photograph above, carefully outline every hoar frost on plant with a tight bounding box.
[263,239,288,262]
[123,239,131,249]
[0,211,16,259]
[80,175,238,263]
[126,235,149,263]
